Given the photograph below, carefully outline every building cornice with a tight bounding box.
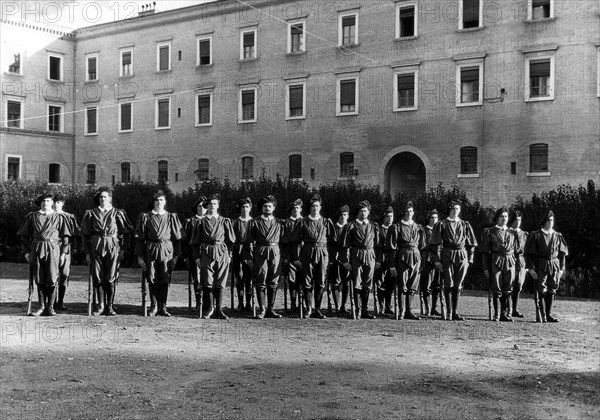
[0,127,74,140]
[521,44,559,54]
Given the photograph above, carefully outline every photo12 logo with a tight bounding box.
[1,2,143,25]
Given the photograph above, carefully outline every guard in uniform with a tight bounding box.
[339,200,381,319]
[327,205,350,313]
[282,199,303,313]
[375,207,394,316]
[183,196,207,314]
[387,201,425,320]
[246,195,286,319]
[81,186,133,316]
[524,210,568,323]
[134,190,182,317]
[508,210,528,318]
[232,197,254,311]
[429,201,477,321]
[420,209,441,316]
[18,193,71,316]
[52,194,80,311]
[292,194,334,319]
[481,207,519,322]
[191,194,236,319]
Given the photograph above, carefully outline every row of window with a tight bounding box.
[8,1,556,81]
[3,55,558,132]
[460,144,549,175]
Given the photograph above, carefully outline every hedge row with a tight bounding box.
[1,176,598,298]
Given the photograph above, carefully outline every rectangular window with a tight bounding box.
[397,4,416,38]
[529,59,550,98]
[338,78,358,115]
[529,0,553,19]
[156,98,170,129]
[460,66,480,104]
[197,37,211,66]
[87,164,96,184]
[197,159,209,180]
[395,73,416,110]
[460,0,481,29]
[48,105,62,132]
[158,160,168,182]
[119,102,132,132]
[287,83,305,119]
[241,29,257,59]
[7,156,20,180]
[121,49,133,76]
[8,52,21,74]
[289,155,302,179]
[157,42,171,71]
[530,144,549,172]
[339,13,357,46]
[85,107,98,135]
[7,100,22,128]
[196,94,212,126]
[86,54,98,81]
[240,89,257,123]
[511,162,517,175]
[460,147,478,174]
[49,163,60,183]
[121,162,131,183]
[289,22,305,53]
[48,54,62,81]
[340,153,354,177]
[242,157,254,179]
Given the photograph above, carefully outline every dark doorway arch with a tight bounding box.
[384,152,426,195]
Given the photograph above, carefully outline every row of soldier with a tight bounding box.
[17,186,568,323]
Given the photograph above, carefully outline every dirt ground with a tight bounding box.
[0,262,598,420]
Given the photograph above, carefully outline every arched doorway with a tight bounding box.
[384,152,426,195]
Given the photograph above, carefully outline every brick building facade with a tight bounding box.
[1,0,599,206]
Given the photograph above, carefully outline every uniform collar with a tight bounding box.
[261,215,274,221]
[541,228,554,235]
[98,205,113,212]
[495,225,508,231]
[151,209,166,215]
[400,219,414,226]
[357,219,369,225]
[336,222,346,228]
[39,209,55,215]
[238,216,252,222]
[289,215,302,221]
[447,216,461,222]
[308,215,321,221]
[194,214,204,219]
[205,213,219,219]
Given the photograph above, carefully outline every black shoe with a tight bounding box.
[430,309,442,317]
[254,308,266,319]
[106,306,117,316]
[265,308,283,319]
[148,305,158,317]
[384,307,395,316]
[46,307,57,316]
[158,307,172,317]
[546,315,559,323]
[236,303,245,312]
[452,312,465,321]
[30,307,45,317]
[92,305,105,316]
[361,310,375,319]
[310,309,326,319]
[202,308,215,319]
[405,311,421,320]
[339,306,348,314]
[214,308,229,320]
[500,312,513,322]
[512,310,524,318]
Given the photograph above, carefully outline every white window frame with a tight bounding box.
[5,97,24,129]
[156,41,171,72]
[196,35,212,66]
[47,103,64,133]
[336,76,359,116]
[118,102,133,133]
[84,106,98,135]
[239,87,258,123]
[396,2,418,38]
[240,28,258,60]
[458,0,483,30]
[195,92,213,127]
[456,61,484,107]
[155,96,171,130]
[241,155,254,180]
[47,52,63,81]
[524,54,555,102]
[7,50,23,75]
[287,20,306,53]
[86,53,98,81]
[596,46,600,98]
[393,69,418,111]
[5,154,22,181]
[285,81,307,120]
[120,48,133,77]
[527,0,554,20]
[338,11,359,46]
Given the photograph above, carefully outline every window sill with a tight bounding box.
[84,133,98,136]
[337,112,358,117]
[286,50,307,56]
[195,63,213,69]
[85,79,99,84]
[527,172,551,177]
[155,69,172,74]
[47,130,64,134]
[238,120,257,124]
[48,182,62,186]
[118,129,133,133]
[456,102,483,108]
[4,72,24,77]
[337,176,356,181]
[457,173,480,178]
[394,35,419,42]
[119,75,134,79]
[46,78,64,83]
[394,107,418,112]
[195,123,213,127]
[289,178,304,182]
[286,116,306,121]
[338,43,360,49]
[155,126,171,130]
[525,17,556,24]
[456,26,485,33]
[525,96,554,102]
[239,57,258,63]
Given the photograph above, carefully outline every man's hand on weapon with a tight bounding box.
[60,252,67,266]
[528,268,538,280]
[293,260,302,269]
[138,257,147,271]
[389,267,398,277]
[86,253,92,266]
[342,263,352,271]
[24,253,31,264]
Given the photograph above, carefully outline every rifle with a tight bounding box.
[372,281,379,317]
[419,290,424,316]
[283,270,288,313]
[349,276,356,320]
[141,269,148,317]
[534,289,541,323]
[230,269,235,312]
[26,262,34,315]
[326,268,332,315]
[439,270,446,320]
[87,263,93,317]
[298,276,304,319]
[251,271,256,319]
[393,274,399,320]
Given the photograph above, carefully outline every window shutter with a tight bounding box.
[461,67,479,82]
[397,74,414,90]
[242,91,255,106]
[159,46,169,69]
[198,95,210,108]
[122,52,131,65]
[530,60,550,77]
[342,15,355,27]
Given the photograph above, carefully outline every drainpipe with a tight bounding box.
[71,34,77,185]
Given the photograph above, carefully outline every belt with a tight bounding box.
[493,251,513,257]
[400,245,418,250]
[257,242,278,246]
[353,245,373,251]
[33,237,59,243]
[94,233,118,238]
[304,242,327,247]
[146,239,171,243]
[537,256,557,260]
[203,240,224,245]
[444,244,465,251]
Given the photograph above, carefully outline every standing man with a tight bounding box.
[481,208,518,322]
[52,193,80,311]
[327,205,350,313]
[420,209,442,316]
[191,193,236,320]
[134,190,182,317]
[18,193,71,316]
[81,186,133,316]
[375,207,394,316]
[232,197,254,312]
[282,199,303,313]
[247,195,285,319]
[387,201,425,320]
[524,211,568,323]
[339,200,381,319]
[509,210,528,318]
[429,201,477,321]
[183,196,207,314]
[293,194,334,319]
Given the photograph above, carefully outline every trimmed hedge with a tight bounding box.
[1,177,597,298]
